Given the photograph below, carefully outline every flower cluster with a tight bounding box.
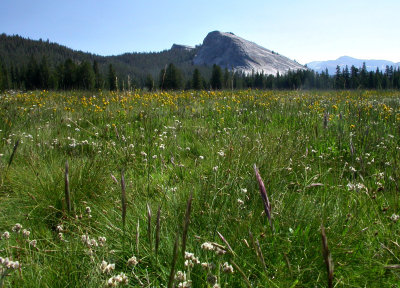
[201,242,226,255]
[107,272,128,287]
[100,260,115,274]
[0,257,21,270]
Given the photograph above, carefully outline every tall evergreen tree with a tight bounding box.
[161,63,181,90]
[63,58,76,89]
[108,64,117,91]
[93,60,103,90]
[191,68,203,90]
[77,61,95,90]
[210,64,223,90]
[38,56,50,89]
[144,74,154,91]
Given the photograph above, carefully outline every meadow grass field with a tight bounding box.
[0,89,400,287]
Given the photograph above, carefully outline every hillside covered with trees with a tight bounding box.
[0,33,400,91]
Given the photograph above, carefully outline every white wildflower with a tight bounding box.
[222,262,234,273]
[127,255,138,266]
[2,231,10,239]
[29,239,37,248]
[22,229,30,238]
[12,223,22,233]
[390,214,399,223]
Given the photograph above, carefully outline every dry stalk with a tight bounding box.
[255,239,267,272]
[231,261,251,288]
[253,164,273,231]
[217,231,235,256]
[167,233,179,288]
[321,224,334,288]
[147,203,152,252]
[8,139,19,168]
[182,192,193,258]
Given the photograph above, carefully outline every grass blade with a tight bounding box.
[321,224,334,288]
[155,205,161,257]
[136,219,140,254]
[121,169,127,229]
[167,233,179,288]
[253,164,273,231]
[64,160,71,213]
[8,139,19,168]
[147,203,152,252]
[181,192,193,258]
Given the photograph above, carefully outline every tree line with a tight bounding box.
[1,57,400,91]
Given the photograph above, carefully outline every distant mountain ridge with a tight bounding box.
[307,56,400,75]
[193,31,304,75]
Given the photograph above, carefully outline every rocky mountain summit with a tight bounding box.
[193,31,304,75]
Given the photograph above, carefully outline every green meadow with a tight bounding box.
[0,89,399,287]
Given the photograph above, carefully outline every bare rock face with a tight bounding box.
[171,44,195,51]
[193,31,304,75]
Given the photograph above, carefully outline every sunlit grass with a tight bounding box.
[0,89,400,287]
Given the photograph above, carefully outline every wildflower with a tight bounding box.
[175,271,186,282]
[89,238,98,247]
[201,242,214,251]
[101,260,115,274]
[2,231,10,239]
[22,229,30,238]
[29,239,37,248]
[199,155,204,160]
[185,260,194,268]
[58,232,64,241]
[98,236,107,246]
[215,247,226,255]
[349,166,357,172]
[237,199,244,205]
[152,154,157,159]
[159,144,165,150]
[390,214,399,223]
[222,262,234,273]
[56,225,63,232]
[217,150,225,157]
[241,188,247,193]
[12,223,22,233]
[178,280,192,288]
[127,255,138,266]
[140,151,147,157]
[213,166,218,172]
[86,206,92,215]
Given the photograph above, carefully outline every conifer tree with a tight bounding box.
[108,64,117,91]
[210,64,222,89]
[192,68,203,90]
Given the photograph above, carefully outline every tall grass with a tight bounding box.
[0,89,399,287]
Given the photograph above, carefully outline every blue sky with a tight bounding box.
[1,0,399,64]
